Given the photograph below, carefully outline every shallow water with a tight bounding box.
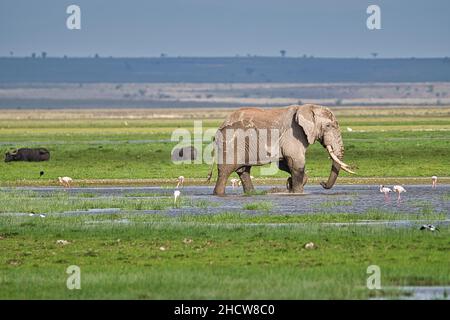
[373,286,450,300]
[3,184,449,217]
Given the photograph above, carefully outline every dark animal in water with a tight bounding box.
[4,148,50,162]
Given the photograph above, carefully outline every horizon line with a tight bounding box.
[1,55,449,60]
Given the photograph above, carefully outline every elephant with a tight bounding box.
[208,104,355,195]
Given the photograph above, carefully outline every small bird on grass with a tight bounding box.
[29,213,46,218]
[420,224,439,232]
[304,242,317,250]
[39,171,45,177]
[58,176,73,188]
[176,176,185,188]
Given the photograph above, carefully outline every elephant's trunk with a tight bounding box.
[320,145,354,189]
[320,161,340,189]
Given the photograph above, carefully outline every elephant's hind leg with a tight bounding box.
[236,166,254,194]
[213,164,234,196]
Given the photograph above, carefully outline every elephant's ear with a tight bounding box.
[295,105,316,145]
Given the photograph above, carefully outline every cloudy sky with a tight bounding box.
[1,0,449,58]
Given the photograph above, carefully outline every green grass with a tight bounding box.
[0,214,448,299]
[1,112,450,185]
[0,109,449,299]
[315,200,354,208]
[0,191,216,213]
[242,201,274,212]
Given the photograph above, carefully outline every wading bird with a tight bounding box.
[379,185,392,200]
[420,224,439,232]
[176,176,185,188]
[173,190,181,207]
[58,176,73,188]
[393,185,406,201]
[230,178,239,189]
[432,176,438,188]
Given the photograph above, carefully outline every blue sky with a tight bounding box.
[1,0,449,58]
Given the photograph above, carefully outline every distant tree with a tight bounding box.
[160,53,167,58]
[31,53,36,59]
[9,51,14,57]
[94,53,99,58]
[41,51,47,59]
[280,50,286,57]
[371,52,378,58]
[63,55,68,59]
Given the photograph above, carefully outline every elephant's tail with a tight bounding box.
[206,154,215,183]
[206,139,216,183]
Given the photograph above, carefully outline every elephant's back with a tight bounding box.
[219,107,290,130]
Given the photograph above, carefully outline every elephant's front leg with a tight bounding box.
[286,157,306,193]
[286,173,307,191]
[236,166,254,193]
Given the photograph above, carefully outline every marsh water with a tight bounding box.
[4,184,449,218]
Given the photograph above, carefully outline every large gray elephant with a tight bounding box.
[208,104,355,195]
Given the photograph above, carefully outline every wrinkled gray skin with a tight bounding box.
[212,104,345,195]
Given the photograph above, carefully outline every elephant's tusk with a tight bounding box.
[326,146,356,174]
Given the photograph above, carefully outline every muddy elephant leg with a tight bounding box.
[286,173,306,191]
[286,157,305,193]
[286,177,292,191]
[236,166,254,193]
[290,168,305,193]
[213,164,234,195]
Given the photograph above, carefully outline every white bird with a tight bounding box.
[230,178,239,189]
[39,214,46,218]
[431,176,438,189]
[379,185,392,200]
[420,224,439,232]
[173,190,181,206]
[176,176,185,188]
[347,127,353,132]
[393,185,406,201]
[304,242,316,249]
[58,177,73,188]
